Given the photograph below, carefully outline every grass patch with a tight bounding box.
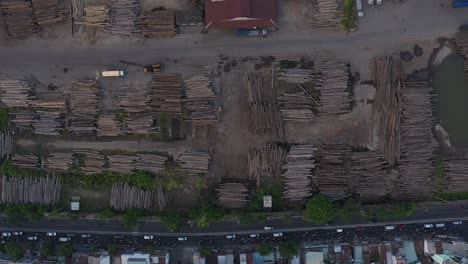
[0,108,9,131]
[341,0,357,31]
[435,192,468,201]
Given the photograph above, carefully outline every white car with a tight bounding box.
[264,226,273,230]
[368,0,373,4]
[27,236,37,241]
[385,225,395,231]
[226,234,236,239]
[250,233,259,238]
[336,229,343,233]
[47,232,57,237]
[81,234,91,238]
[59,237,71,242]
[273,232,282,237]
[376,0,382,4]
[2,232,11,237]
[453,221,463,225]
[143,235,153,240]
[424,224,434,228]
[435,223,445,228]
[178,237,187,241]
[12,232,22,236]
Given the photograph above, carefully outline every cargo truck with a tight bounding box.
[356,0,364,17]
[101,70,126,77]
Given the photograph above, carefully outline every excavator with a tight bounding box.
[120,60,164,73]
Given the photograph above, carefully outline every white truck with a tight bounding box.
[101,70,126,77]
[356,0,364,17]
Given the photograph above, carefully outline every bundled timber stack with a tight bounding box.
[315,60,351,116]
[216,182,249,209]
[33,110,64,136]
[135,154,167,174]
[0,75,34,108]
[75,150,104,174]
[97,114,121,137]
[0,0,37,38]
[110,182,153,210]
[31,0,66,26]
[107,0,141,35]
[69,79,99,116]
[397,80,436,198]
[0,131,13,160]
[156,183,166,210]
[150,74,183,117]
[445,159,468,193]
[74,4,109,27]
[282,144,317,201]
[317,143,350,200]
[279,91,315,123]
[246,72,284,138]
[1,175,61,205]
[116,86,150,113]
[69,115,96,136]
[350,151,390,200]
[371,56,404,165]
[142,9,176,38]
[184,73,218,126]
[248,144,286,187]
[308,0,340,28]
[455,30,468,78]
[44,152,73,171]
[176,149,210,175]
[278,68,314,84]
[9,110,34,129]
[32,89,67,111]
[12,154,39,169]
[107,155,136,174]
[125,113,154,135]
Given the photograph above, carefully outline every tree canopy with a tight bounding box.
[189,201,224,228]
[123,208,144,228]
[279,242,299,259]
[161,210,187,231]
[257,243,273,256]
[5,242,23,260]
[303,194,335,224]
[57,243,74,257]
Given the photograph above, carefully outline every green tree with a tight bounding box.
[98,208,115,220]
[5,242,23,260]
[40,242,56,257]
[0,108,9,131]
[123,208,144,228]
[337,198,362,223]
[279,242,299,259]
[107,244,119,255]
[161,210,187,231]
[199,246,213,257]
[57,243,74,257]
[257,243,273,256]
[303,194,335,224]
[189,201,224,228]
[143,245,157,254]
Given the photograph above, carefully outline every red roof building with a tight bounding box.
[204,0,278,30]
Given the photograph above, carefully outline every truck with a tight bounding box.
[101,70,126,77]
[453,1,468,8]
[356,0,364,17]
[237,28,267,38]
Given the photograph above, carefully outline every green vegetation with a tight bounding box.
[279,241,299,258]
[98,208,115,220]
[156,113,170,141]
[0,108,9,131]
[341,0,356,31]
[81,170,155,190]
[257,243,273,256]
[161,210,187,231]
[143,245,157,254]
[40,242,56,257]
[4,204,46,224]
[115,109,128,123]
[159,176,184,191]
[5,242,23,260]
[107,244,119,255]
[199,246,213,257]
[336,198,362,223]
[435,192,468,201]
[189,201,224,228]
[432,161,447,191]
[303,194,335,224]
[57,243,74,257]
[365,202,417,220]
[239,212,267,225]
[122,208,144,228]
[249,183,283,212]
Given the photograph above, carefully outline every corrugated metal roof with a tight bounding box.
[305,252,323,264]
[403,241,418,263]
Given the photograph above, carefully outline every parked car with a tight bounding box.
[424,224,434,228]
[58,237,71,242]
[398,224,406,229]
[2,233,11,237]
[178,237,187,241]
[226,234,236,239]
[376,0,382,4]
[435,223,445,228]
[81,234,91,238]
[47,232,57,237]
[368,0,373,4]
[12,232,22,236]
[250,234,259,238]
[143,235,153,240]
[356,227,365,232]
[453,221,463,225]
[385,225,395,231]
[264,226,273,230]
[273,232,283,237]
[27,236,37,241]
[336,229,343,233]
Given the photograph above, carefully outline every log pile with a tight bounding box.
[248,144,286,187]
[156,184,166,210]
[107,0,141,35]
[135,154,167,174]
[31,0,66,26]
[150,74,183,117]
[372,56,404,165]
[33,110,64,136]
[69,79,99,116]
[397,80,436,198]
[282,144,317,201]
[142,9,176,38]
[74,4,109,27]
[308,0,340,28]
[116,86,150,113]
[315,60,351,116]
[9,110,34,129]
[216,182,249,209]
[0,131,13,160]
[176,149,210,175]
[69,115,96,136]
[75,150,104,174]
[107,155,136,174]
[0,0,37,38]
[317,143,350,200]
[110,182,153,210]
[125,113,154,135]
[445,159,468,193]
[44,152,73,171]
[350,151,390,200]
[12,154,39,169]
[278,68,314,84]
[32,89,67,111]
[97,114,121,137]
[0,75,34,108]
[279,91,315,123]
[1,175,61,205]
[184,73,218,126]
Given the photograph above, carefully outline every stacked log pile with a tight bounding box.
[397,80,436,198]
[184,73,218,126]
[9,110,34,129]
[246,72,283,138]
[0,131,13,160]
[317,143,350,200]
[116,86,150,113]
[278,68,314,84]
[125,114,154,135]
[308,0,340,28]
[44,152,73,171]
[107,0,141,35]
[97,114,121,137]
[31,0,66,26]
[150,74,183,117]
[372,56,404,165]
[248,144,286,187]
[33,110,64,136]
[315,60,351,116]
[107,155,136,174]
[1,175,61,205]
[216,182,249,209]
[455,30,468,78]
[110,182,153,210]
[176,149,210,175]
[32,89,67,111]
[282,144,317,201]
[0,75,34,108]
[12,154,39,169]
[69,115,96,136]
[74,3,109,27]
[0,0,37,38]
[142,9,176,38]
[350,151,390,200]
[279,92,315,123]
[156,184,166,210]
[75,150,104,174]
[135,154,167,174]
[68,79,99,136]
[445,159,468,193]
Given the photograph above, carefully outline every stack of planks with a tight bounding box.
[1,175,61,205]
[9,110,35,129]
[248,144,286,187]
[69,115,96,136]
[278,68,314,84]
[73,3,109,27]
[97,114,121,137]
[107,0,141,35]
[107,155,136,174]
[397,80,436,198]
[68,79,99,136]
[282,144,317,201]
[125,113,154,135]
[116,86,150,113]
[31,0,66,26]
[142,9,176,38]
[135,153,167,174]
[150,74,183,117]
[317,142,350,200]
[371,56,404,165]
[0,75,34,108]
[0,131,13,160]
[315,60,352,116]
[184,73,218,126]
[12,154,39,169]
[350,151,390,200]
[44,152,73,171]
[308,0,340,28]
[32,89,67,111]
[176,149,210,175]
[75,150,104,174]
[33,110,64,136]
[279,91,315,123]
[110,182,153,210]
[0,0,37,38]
[455,29,468,78]
[246,72,284,138]
[216,182,249,209]
[444,159,468,193]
